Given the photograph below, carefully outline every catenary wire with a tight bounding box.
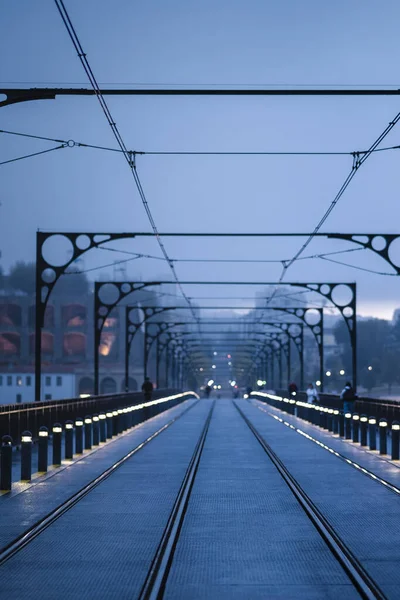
[53,0,199,326]
[2,129,400,157]
[0,145,66,166]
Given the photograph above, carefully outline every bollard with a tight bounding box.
[127,406,133,429]
[327,409,333,432]
[122,408,129,430]
[106,412,114,438]
[113,410,119,436]
[332,410,339,435]
[368,417,377,451]
[391,421,400,460]
[379,418,388,455]
[360,415,368,447]
[92,415,100,446]
[339,412,345,437]
[84,416,92,450]
[352,414,360,443]
[65,420,74,459]
[38,426,49,472]
[1,435,13,491]
[75,418,84,454]
[344,412,352,439]
[117,409,124,434]
[21,430,33,481]
[52,424,62,466]
[99,413,107,442]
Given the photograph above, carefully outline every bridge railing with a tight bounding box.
[0,389,181,444]
[274,389,400,422]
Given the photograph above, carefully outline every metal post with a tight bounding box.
[106,411,113,438]
[125,308,129,392]
[75,418,84,454]
[84,416,92,450]
[1,435,13,491]
[352,414,359,443]
[368,417,377,451]
[99,413,107,442]
[21,431,33,481]
[156,337,160,388]
[65,420,74,459]
[38,426,49,472]
[360,415,368,446]
[320,312,325,393]
[35,241,42,402]
[300,327,304,390]
[379,418,388,455]
[391,421,400,460]
[52,423,62,466]
[344,412,352,439]
[93,415,100,445]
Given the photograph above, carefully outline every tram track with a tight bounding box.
[138,400,215,600]
[233,400,387,600]
[0,397,200,567]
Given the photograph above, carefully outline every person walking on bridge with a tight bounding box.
[306,383,319,404]
[142,377,154,402]
[340,381,356,413]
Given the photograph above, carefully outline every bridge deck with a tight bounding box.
[1,397,399,599]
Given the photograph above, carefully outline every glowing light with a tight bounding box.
[339,369,345,375]
[227,354,231,359]
[212,365,216,369]
[52,426,62,433]
[326,371,331,377]
[217,385,222,389]
[207,379,214,386]
[228,362,232,366]
[22,435,32,443]
[213,385,217,389]
[79,393,91,398]
[316,380,321,386]
[257,379,263,386]
[230,380,236,387]
[244,394,249,399]
[368,365,373,371]
[213,351,217,356]
[199,367,203,371]
[39,430,48,437]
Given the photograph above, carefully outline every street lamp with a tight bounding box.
[339,369,345,376]
[326,371,331,377]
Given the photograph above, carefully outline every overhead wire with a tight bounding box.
[0,145,66,166]
[53,0,199,326]
[2,129,400,158]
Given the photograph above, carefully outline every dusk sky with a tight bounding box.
[1,1,400,318]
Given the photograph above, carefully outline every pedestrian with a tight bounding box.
[340,381,356,413]
[141,377,154,402]
[306,383,319,404]
[288,382,298,396]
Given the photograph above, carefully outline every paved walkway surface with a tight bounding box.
[1,397,399,599]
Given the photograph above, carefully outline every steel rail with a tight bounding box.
[139,401,215,600]
[233,401,387,600]
[0,398,199,567]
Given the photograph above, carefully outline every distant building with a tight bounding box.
[0,290,151,400]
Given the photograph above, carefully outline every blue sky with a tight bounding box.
[1,0,400,318]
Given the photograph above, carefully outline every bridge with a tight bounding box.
[0,390,399,599]
[3,1,400,597]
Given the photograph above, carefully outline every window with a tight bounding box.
[45,394,52,400]
[26,376,31,386]
[56,376,62,387]
[0,376,2,386]
[45,376,51,387]
[16,394,22,403]
[16,376,22,386]
[7,376,12,386]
